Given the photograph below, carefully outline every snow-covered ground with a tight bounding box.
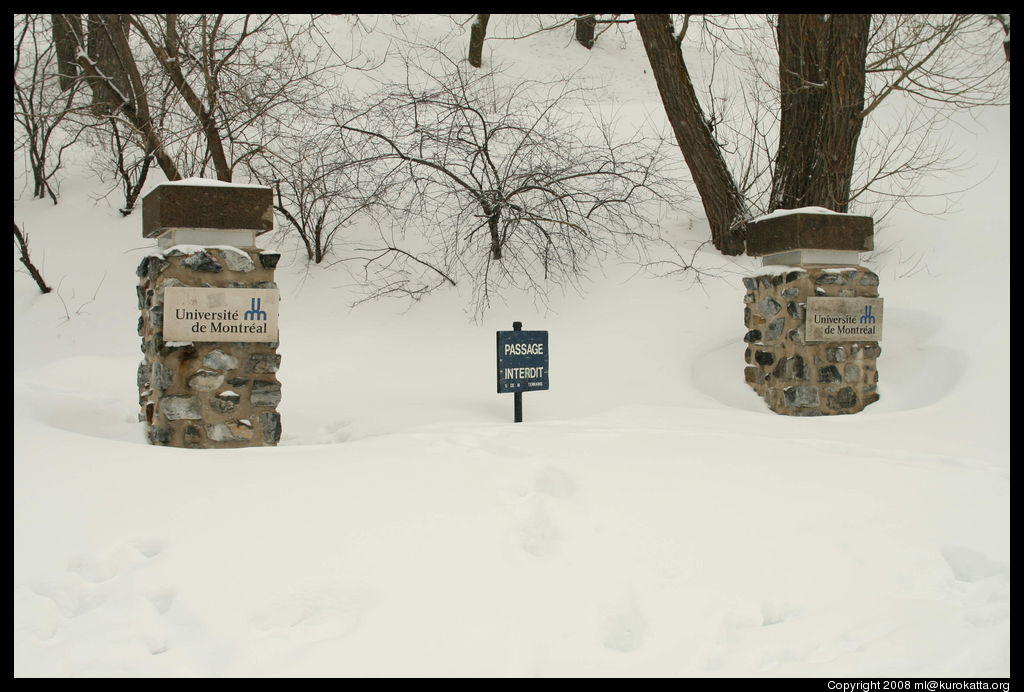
[14,16,1009,677]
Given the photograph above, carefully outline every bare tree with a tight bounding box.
[121,14,337,182]
[13,222,52,294]
[250,130,386,264]
[13,15,98,203]
[336,49,684,312]
[636,13,1010,253]
[635,14,747,255]
[62,14,339,184]
[73,14,182,182]
[82,120,156,216]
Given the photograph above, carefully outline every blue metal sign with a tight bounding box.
[497,330,549,394]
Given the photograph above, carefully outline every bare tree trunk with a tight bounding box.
[488,212,502,260]
[575,14,596,49]
[86,14,133,115]
[76,15,182,182]
[51,14,83,92]
[13,222,52,294]
[635,13,746,255]
[769,14,870,213]
[469,14,490,68]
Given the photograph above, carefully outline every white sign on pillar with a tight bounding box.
[163,286,280,342]
[805,297,883,343]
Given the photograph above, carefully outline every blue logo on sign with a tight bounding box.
[244,297,267,321]
[860,305,876,324]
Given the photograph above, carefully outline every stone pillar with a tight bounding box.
[136,181,283,447]
[742,211,882,416]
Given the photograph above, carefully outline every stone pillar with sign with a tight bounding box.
[136,180,283,447]
[742,210,882,416]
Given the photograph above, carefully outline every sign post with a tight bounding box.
[496,321,549,423]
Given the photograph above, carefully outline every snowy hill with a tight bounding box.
[14,15,1009,678]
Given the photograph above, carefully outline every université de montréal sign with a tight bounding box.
[162,286,280,342]
[804,296,883,343]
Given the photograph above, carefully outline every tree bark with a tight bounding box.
[769,14,870,213]
[469,14,490,68]
[51,14,83,92]
[635,13,746,255]
[575,14,596,49]
[86,14,133,115]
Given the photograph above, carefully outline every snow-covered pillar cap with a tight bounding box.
[745,207,873,256]
[142,178,273,239]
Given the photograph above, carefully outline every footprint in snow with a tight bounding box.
[250,582,377,640]
[940,544,1007,583]
[602,592,647,653]
[534,465,578,498]
[516,500,561,558]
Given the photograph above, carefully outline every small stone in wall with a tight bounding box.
[774,355,806,382]
[756,296,782,317]
[818,365,842,384]
[161,396,203,420]
[148,426,172,444]
[137,255,169,280]
[151,362,175,390]
[259,412,282,444]
[250,380,282,408]
[765,318,785,341]
[828,387,858,409]
[188,370,225,392]
[816,273,847,286]
[203,349,239,371]
[184,424,202,446]
[209,391,240,413]
[826,347,846,363]
[248,353,281,373]
[784,386,820,408]
[181,251,223,273]
[206,421,254,442]
[219,249,256,273]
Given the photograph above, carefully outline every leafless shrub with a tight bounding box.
[335,47,687,314]
[13,15,98,203]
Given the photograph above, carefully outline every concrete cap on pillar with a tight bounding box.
[142,178,273,239]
